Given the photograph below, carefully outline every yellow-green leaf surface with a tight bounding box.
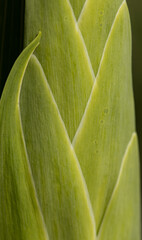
[24,0,95,141]
[0,0,140,239]
[73,1,135,231]
[20,55,96,240]
[69,0,86,19]
[23,0,140,239]
[98,133,140,240]
[0,33,49,240]
[78,0,123,75]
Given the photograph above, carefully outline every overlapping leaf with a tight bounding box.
[24,0,95,141]
[0,0,140,239]
[20,55,96,240]
[24,0,140,238]
[78,0,124,75]
[73,1,136,231]
[0,33,96,239]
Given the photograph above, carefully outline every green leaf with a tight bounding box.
[0,0,140,239]
[73,1,136,231]
[78,0,123,75]
[20,55,96,240]
[0,33,49,240]
[98,133,141,240]
[24,0,95,141]
[69,0,86,19]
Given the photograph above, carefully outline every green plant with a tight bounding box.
[0,0,141,239]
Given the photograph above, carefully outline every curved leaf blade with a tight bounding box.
[0,33,49,240]
[20,55,96,240]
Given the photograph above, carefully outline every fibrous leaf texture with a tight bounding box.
[0,0,141,240]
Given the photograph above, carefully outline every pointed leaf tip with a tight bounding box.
[36,31,42,42]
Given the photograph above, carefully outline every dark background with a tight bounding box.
[0,0,142,204]
[0,0,25,93]
[127,0,142,170]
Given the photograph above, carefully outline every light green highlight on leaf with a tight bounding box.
[98,133,141,240]
[73,2,135,231]
[20,55,96,240]
[24,0,95,141]
[0,33,49,240]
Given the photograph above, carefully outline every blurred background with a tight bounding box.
[0,0,25,93]
[0,0,142,199]
[127,0,142,174]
